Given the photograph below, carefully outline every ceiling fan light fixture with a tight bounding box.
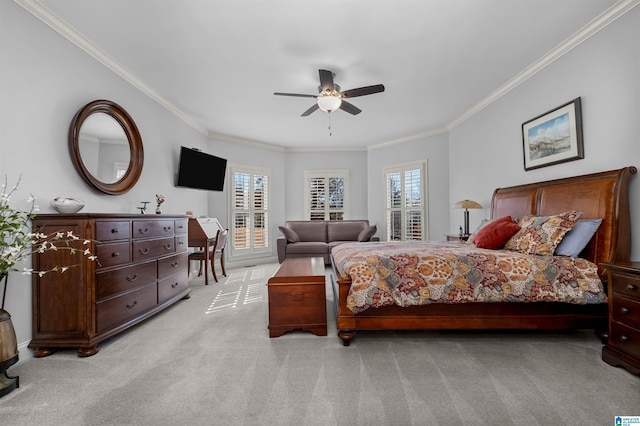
[317,95,342,113]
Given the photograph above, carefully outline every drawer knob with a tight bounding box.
[620,335,629,342]
[171,262,179,268]
[111,228,119,234]
[163,226,172,232]
[126,301,138,309]
[164,244,172,250]
[138,228,149,234]
[171,282,179,288]
[112,252,120,257]
[138,248,150,255]
[620,307,630,314]
[627,284,638,291]
[126,274,138,282]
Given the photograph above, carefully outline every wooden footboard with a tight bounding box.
[331,166,636,345]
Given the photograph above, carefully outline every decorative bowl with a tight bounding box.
[51,197,85,214]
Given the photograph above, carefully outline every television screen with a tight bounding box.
[176,146,227,191]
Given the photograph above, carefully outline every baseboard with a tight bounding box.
[13,341,33,366]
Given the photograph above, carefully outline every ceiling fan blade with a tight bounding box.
[274,92,317,98]
[339,101,362,115]
[318,69,335,92]
[340,84,385,98]
[301,103,319,117]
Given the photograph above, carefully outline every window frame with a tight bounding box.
[228,164,271,259]
[303,169,349,221]
[383,160,428,241]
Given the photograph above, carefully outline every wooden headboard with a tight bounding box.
[491,166,637,279]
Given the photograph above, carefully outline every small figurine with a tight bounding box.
[138,201,150,214]
[155,194,165,214]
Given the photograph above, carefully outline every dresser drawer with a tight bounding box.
[174,234,188,253]
[174,219,188,234]
[610,272,640,299]
[609,321,640,358]
[96,283,157,333]
[96,260,157,301]
[158,253,187,279]
[133,237,174,262]
[158,274,189,304]
[96,221,131,241]
[133,220,175,239]
[96,242,131,268]
[611,294,640,330]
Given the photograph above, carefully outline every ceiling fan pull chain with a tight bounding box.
[328,112,332,136]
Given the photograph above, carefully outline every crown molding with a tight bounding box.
[14,0,210,137]
[16,0,640,150]
[446,0,640,131]
[367,127,448,151]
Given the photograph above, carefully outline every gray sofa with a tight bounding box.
[277,220,378,264]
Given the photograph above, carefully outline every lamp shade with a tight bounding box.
[317,95,342,112]
[454,199,483,209]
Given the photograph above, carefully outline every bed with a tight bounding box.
[331,166,637,345]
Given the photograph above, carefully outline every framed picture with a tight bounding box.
[522,97,583,171]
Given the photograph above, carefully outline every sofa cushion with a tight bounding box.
[287,221,328,242]
[286,242,329,255]
[327,220,368,242]
[278,226,300,243]
[358,225,377,242]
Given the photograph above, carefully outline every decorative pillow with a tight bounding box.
[504,210,582,255]
[472,216,520,250]
[554,219,602,257]
[468,216,510,244]
[278,226,300,243]
[357,225,377,242]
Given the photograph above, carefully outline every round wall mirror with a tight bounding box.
[69,100,144,195]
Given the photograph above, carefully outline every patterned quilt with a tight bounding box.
[331,241,606,313]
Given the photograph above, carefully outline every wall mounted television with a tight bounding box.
[176,146,227,191]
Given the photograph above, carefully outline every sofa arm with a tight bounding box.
[277,236,287,263]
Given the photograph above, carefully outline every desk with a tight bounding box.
[188,217,222,285]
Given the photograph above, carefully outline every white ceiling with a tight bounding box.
[23,0,633,150]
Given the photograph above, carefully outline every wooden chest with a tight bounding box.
[267,257,327,338]
[601,262,640,375]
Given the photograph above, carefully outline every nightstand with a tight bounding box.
[601,262,640,375]
[445,234,469,242]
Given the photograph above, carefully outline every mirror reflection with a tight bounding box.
[78,113,131,184]
[69,99,143,195]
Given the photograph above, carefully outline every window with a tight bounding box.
[230,166,269,257]
[304,170,348,220]
[384,161,427,241]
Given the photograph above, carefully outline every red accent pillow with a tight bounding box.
[473,216,521,250]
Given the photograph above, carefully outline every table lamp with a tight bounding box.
[454,199,483,235]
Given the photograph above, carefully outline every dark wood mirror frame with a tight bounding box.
[69,99,144,195]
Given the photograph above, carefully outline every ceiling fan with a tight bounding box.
[274,69,385,116]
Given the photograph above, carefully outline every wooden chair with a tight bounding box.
[188,228,228,284]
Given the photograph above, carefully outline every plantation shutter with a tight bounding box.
[305,170,348,220]
[231,167,270,257]
[384,162,427,241]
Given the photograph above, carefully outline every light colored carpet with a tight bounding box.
[0,262,638,425]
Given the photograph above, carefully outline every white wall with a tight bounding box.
[0,2,210,346]
[284,150,369,220]
[449,6,640,258]
[367,133,450,241]
[203,138,286,264]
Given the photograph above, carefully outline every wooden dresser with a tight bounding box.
[30,214,191,357]
[601,262,640,375]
